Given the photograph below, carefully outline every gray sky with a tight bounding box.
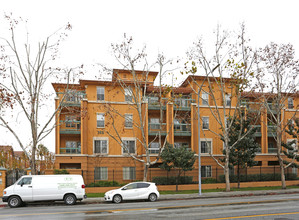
[1,0,299,152]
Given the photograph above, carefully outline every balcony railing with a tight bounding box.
[60,120,81,134]
[174,98,194,110]
[148,123,167,136]
[174,123,191,136]
[252,125,262,137]
[60,147,81,154]
[60,91,86,107]
[268,147,277,154]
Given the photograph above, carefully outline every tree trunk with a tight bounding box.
[225,142,230,192]
[143,163,149,182]
[237,163,240,189]
[277,153,286,189]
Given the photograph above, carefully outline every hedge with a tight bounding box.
[152,176,194,185]
[87,181,123,187]
[219,173,298,183]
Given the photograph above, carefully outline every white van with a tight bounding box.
[2,175,87,208]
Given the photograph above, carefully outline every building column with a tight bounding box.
[141,101,149,151]
[55,97,60,154]
[166,102,174,145]
[81,99,88,155]
[261,107,268,153]
[191,103,198,153]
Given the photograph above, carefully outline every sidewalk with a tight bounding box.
[2,188,299,207]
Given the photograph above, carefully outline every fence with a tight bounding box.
[82,166,298,186]
[6,169,27,187]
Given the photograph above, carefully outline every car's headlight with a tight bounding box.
[106,190,115,195]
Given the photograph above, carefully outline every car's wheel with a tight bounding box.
[148,193,157,202]
[8,196,22,208]
[64,194,77,205]
[113,194,122,204]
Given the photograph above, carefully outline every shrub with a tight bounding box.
[53,169,69,174]
[152,176,194,185]
[218,173,298,183]
[86,181,122,187]
[201,178,218,184]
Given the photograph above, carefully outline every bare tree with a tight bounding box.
[102,35,178,181]
[186,24,259,191]
[0,15,74,174]
[255,42,299,189]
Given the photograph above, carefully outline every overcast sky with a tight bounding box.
[1,0,299,152]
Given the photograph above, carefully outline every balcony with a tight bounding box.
[148,123,167,136]
[61,91,86,107]
[267,126,276,137]
[147,97,167,110]
[174,123,191,136]
[268,147,277,154]
[60,147,81,154]
[252,125,262,137]
[173,98,194,111]
[60,120,81,134]
[267,103,280,114]
[240,101,262,113]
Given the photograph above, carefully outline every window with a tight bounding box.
[202,117,209,130]
[225,94,231,107]
[124,87,133,102]
[150,118,160,130]
[288,97,294,109]
[125,183,138,189]
[149,142,160,154]
[201,166,212,177]
[18,177,32,185]
[97,113,105,128]
[94,167,108,180]
[202,92,209,105]
[65,141,81,154]
[122,140,136,154]
[147,96,159,105]
[97,87,105,101]
[201,140,212,154]
[123,167,136,180]
[125,114,133,128]
[94,139,108,154]
[137,183,150,188]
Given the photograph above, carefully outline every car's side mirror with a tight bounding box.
[122,187,127,190]
[21,183,24,187]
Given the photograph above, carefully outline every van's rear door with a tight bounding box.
[14,177,33,202]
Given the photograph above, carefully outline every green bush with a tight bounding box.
[86,181,122,187]
[152,176,194,185]
[201,178,218,184]
[53,169,69,174]
[219,173,298,183]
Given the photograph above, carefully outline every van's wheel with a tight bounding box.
[148,193,157,202]
[8,196,22,208]
[64,194,77,205]
[113,194,122,203]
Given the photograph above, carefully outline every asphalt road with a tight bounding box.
[1,194,299,219]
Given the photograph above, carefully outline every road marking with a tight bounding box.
[1,198,299,218]
[203,211,299,220]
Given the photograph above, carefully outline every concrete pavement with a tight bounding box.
[1,188,299,207]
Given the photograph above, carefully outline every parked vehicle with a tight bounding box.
[2,175,86,208]
[104,182,159,203]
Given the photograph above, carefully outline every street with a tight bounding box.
[1,193,299,219]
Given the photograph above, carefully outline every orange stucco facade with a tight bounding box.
[52,69,299,184]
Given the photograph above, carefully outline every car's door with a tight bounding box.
[121,183,139,200]
[13,177,33,202]
[137,183,150,199]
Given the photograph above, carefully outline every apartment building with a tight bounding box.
[52,69,299,184]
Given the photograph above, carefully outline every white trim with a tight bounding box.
[121,137,137,155]
[96,113,105,128]
[93,137,109,155]
[202,116,209,130]
[96,86,105,101]
[200,138,213,154]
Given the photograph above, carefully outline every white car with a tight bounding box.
[104,182,159,203]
